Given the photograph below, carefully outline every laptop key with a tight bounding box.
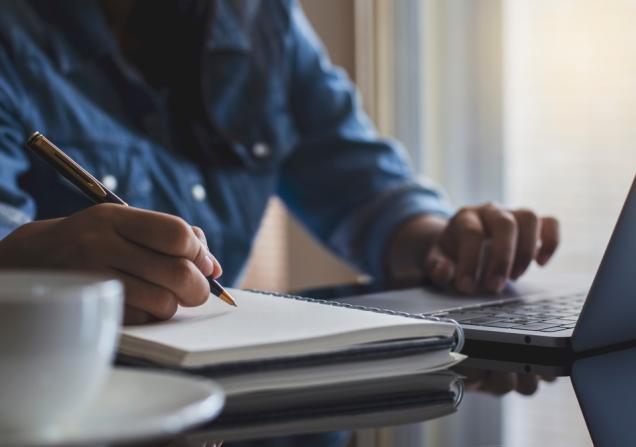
[447,314,493,322]
[540,327,569,332]
[503,318,541,325]
[494,312,531,318]
[510,311,544,317]
[534,314,564,319]
[480,321,522,329]
[541,318,573,325]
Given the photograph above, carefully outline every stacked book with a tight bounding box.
[118,288,465,407]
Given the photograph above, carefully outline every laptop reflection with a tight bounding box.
[572,345,636,446]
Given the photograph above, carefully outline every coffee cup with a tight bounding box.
[0,271,123,436]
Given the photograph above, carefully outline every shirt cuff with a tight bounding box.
[0,222,17,240]
[0,203,30,239]
[329,183,453,281]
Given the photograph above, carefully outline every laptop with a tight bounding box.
[336,175,636,352]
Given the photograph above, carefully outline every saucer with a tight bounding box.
[0,367,225,446]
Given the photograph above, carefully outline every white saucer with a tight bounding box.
[0,367,225,446]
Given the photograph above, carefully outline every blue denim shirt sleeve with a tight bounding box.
[0,0,452,284]
[0,47,35,239]
[278,1,453,280]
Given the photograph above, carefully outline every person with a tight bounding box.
[0,0,558,325]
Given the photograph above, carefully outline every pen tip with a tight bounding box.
[219,290,238,307]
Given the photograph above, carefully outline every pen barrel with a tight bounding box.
[25,131,127,206]
[102,188,127,206]
[207,278,223,296]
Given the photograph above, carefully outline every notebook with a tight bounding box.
[118,288,463,373]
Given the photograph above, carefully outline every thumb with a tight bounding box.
[425,244,456,286]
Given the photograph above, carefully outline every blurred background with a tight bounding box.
[241,0,636,445]
[242,0,636,294]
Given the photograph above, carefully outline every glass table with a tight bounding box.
[82,283,636,446]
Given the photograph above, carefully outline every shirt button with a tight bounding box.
[252,142,270,159]
[101,175,118,191]
[191,184,207,201]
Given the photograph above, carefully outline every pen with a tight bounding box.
[25,131,237,307]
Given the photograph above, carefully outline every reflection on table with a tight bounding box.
[171,370,463,446]
[105,284,636,447]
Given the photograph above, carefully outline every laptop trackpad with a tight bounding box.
[337,282,549,314]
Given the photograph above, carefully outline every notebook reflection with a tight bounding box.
[171,371,463,445]
[173,432,352,447]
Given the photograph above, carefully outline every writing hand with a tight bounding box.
[0,204,222,324]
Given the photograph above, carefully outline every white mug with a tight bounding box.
[0,271,123,436]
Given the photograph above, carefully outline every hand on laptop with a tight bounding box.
[0,204,222,324]
[388,203,559,294]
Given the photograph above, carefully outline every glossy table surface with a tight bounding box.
[59,279,634,447]
[127,343,614,447]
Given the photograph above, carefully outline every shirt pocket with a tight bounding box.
[205,55,298,173]
[52,137,154,209]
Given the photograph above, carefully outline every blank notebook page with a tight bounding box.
[119,288,455,367]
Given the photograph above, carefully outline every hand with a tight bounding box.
[0,204,222,324]
[387,203,559,294]
[456,365,557,396]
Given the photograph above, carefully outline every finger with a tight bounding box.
[478,205,518,293]
[510,209,540,280]
[516,374,539,396]
[425,245,455,287]
[480,371,517,396]
[464,376,487,391]
[123,306,155,325]
[452,366,489,390]
[537,217,559,265]
[115,270,179,320]
[210,256,222,279]
[445,209,485,294]
[107,205,203,260]
[103,235,210,307]
[190,226,219,278]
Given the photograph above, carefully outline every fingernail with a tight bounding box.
[458,276,475,294]
[211,256,223,278]
[537,254,550,265]
[488,276,506,293]
[200,253,215,277]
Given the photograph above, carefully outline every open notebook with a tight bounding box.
[119,289,463,373]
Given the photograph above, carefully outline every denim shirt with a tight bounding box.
[0,0,451,285]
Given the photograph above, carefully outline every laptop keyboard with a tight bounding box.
[430,292,586,333]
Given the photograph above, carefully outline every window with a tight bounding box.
[502,2,635,443]
[503,0,636,275]
[372,0,636,445]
